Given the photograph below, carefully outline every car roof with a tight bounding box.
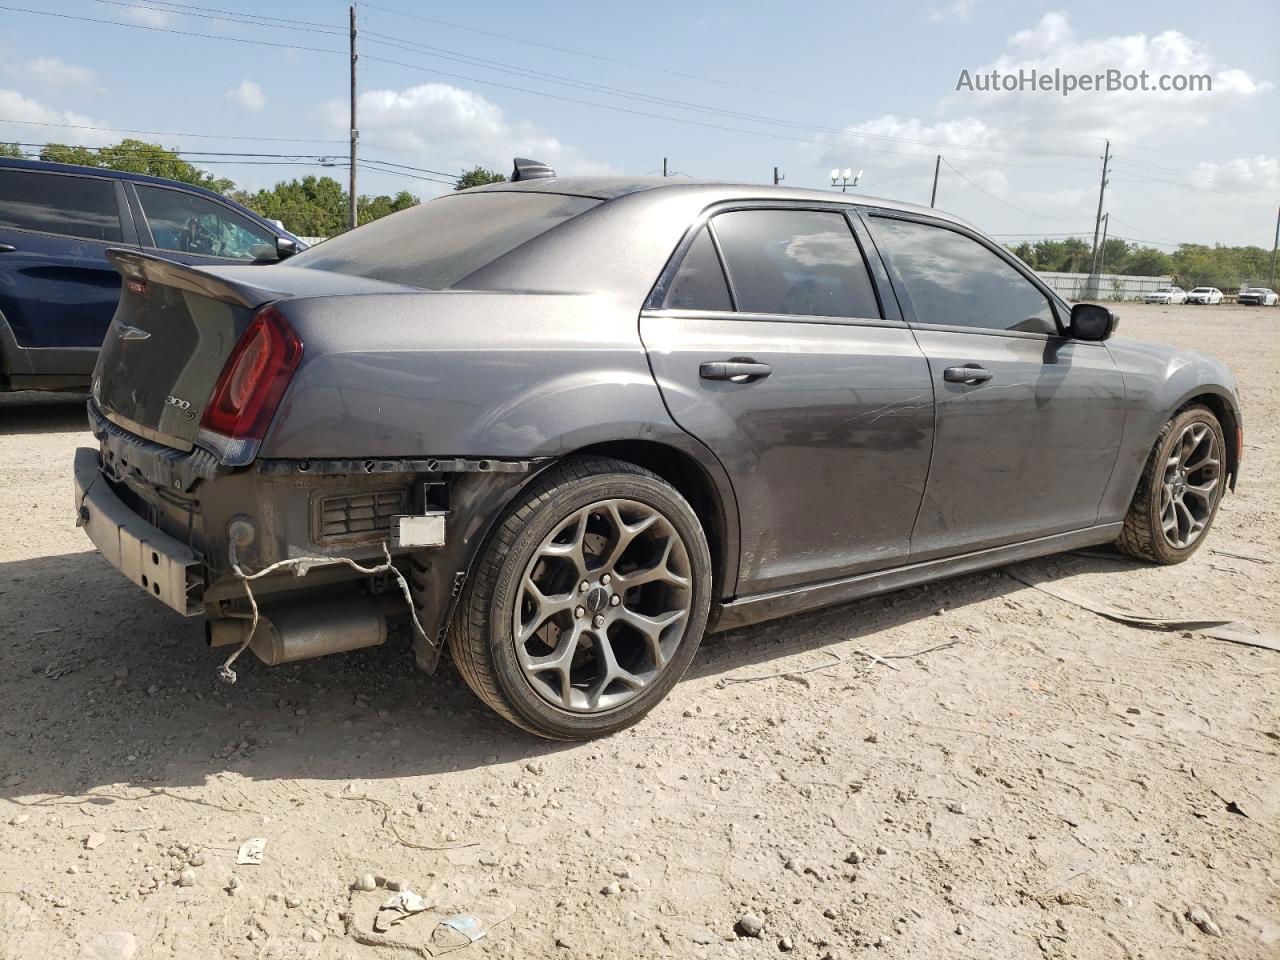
[470,175,972,228]
[0,155,239,205]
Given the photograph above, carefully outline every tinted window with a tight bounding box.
[136,184,275,261]
[291,192,601,289]
[662,226,731,310]
[711,209,880,319]
[872,217,1056,334]
[0,170,121,241]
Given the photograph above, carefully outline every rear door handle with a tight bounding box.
[0,243,16,253]
[943,365,993,384]
[699,360,773,382]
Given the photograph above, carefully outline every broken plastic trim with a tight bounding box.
[256,457,538,476]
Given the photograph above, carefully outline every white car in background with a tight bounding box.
[1143,286,1187,304]
[1237,287,1279,306]
[1186,287,1224,305]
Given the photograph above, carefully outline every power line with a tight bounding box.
[351,0,905,117]
[941,159,1094,223]
[88,0,346,36]
[7,2,1102,170]
[358,29,1101,163]
[0,4,344,55]
[0,116,350,145]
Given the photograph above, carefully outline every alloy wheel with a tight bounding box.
[1159,421,1220,549]
[513,499,693,713]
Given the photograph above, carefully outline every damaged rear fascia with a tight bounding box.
[89,399,228,492]
[255,456,545,476]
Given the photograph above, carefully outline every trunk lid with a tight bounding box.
[94,250,414,452]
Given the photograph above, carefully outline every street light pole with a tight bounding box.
[830,168,861,192]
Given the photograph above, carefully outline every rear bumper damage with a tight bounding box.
[74,447,205,616]
[73,416,546,674]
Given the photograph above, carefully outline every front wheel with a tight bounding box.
[1116,404,1226,564]
[446,456,712,739]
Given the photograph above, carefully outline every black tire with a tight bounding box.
[445,456,712,739]
[1116,404,1226,564]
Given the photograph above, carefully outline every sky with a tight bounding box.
[1,0,1277,249]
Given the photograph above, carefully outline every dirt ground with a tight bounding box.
[1,302,1276,960]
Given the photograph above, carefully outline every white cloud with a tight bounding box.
[806,12,1276,246]
[325,83,613,193]
[3,57,103,95]
[1190,155,1280,192]
[950,13,1272,142]
[0,88,100,146]
[226,80,265,112]
[926,0,976,23]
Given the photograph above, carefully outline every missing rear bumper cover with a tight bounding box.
[258,457,538,476]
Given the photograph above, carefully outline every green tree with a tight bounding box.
[234,176,418,236]
[232,175,349,237]
[38,139,235,193]
[358,189,418,225]
[0,142,23,158]
[454,166,507,191]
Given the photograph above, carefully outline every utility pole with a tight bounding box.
[930,154,941,208]
[1270,204,1279,289]
[1097,213,1110,275]
[662,157,668,177]
[773,166,784,186]
[1088,139,1111,295]
[348,4,358,231]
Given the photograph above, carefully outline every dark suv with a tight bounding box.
[0,157,303,392]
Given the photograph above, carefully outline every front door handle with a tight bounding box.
[0,243,16,253]
[700,360,773,382]
[943,365,993,385]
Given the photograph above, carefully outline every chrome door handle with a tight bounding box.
[943,365,992,384]
[699,360,772,382]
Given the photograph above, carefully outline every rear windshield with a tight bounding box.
[290,191,601,289]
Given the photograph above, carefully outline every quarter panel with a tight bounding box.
[263,292,679,459]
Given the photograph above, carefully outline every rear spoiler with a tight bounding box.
[106,248,288,310]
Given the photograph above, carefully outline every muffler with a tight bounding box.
[205,596,387,665]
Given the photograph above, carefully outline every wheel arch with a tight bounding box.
[1173,388,1241,491]
[570,438,740,601]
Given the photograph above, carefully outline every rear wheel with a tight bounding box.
[1116,404,1226,564]
[447,456,711,739]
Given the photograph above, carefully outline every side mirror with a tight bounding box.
[1069,302,1117,341]
[275,236,298,260]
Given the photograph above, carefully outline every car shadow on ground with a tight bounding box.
[0,391,89,435]
[0,543,1147,803]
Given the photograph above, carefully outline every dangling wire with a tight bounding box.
[217,542,430,684]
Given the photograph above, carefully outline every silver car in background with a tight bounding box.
[1143,286,1187,304]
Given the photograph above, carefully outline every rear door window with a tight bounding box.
[135,184,276,261]
[710,209,881,319]
[0,169,122,241]
[661,226,732,310]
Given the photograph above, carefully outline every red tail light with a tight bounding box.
[200,305,303,446]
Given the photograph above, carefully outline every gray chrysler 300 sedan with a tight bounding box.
[74,160,1242,739]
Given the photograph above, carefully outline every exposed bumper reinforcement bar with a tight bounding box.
[73,447,205,616]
